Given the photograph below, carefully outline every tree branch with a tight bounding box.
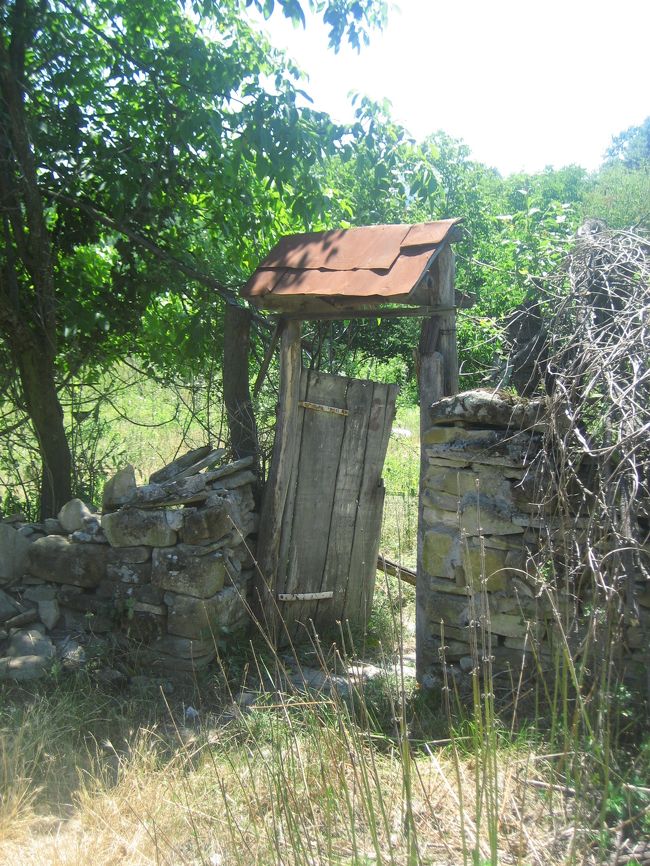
[46,190,274,330]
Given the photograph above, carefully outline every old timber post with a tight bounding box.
[254,319,302,639]
[416,245,458,682]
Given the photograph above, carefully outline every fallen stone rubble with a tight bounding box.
[0,446,258,681]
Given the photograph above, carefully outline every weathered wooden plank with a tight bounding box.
[416,347,444,683]
[284,371,350,641]
[274,370,309,639]
[342,381,398,629]
[313,377,375,631]
[149,444,216,485]
[360,383,399,624]
[299,400,349,417]
[281,305,457,322]
[356,483,386,627]
[254,320,302,635]
[434,246,458,396]
[377,554,417,587]
[278,591,333,602]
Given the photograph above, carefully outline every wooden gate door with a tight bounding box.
[273,369,398,643]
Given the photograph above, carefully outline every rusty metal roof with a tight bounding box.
[241,219,461,313]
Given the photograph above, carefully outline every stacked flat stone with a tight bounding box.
[0,446,258,679]
[419,390,650,687]
[419,390,553,674]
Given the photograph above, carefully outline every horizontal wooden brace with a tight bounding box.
[281,305,458,322]
[377,554,417,586]
[299,400,349,416]
[278,591,334,601]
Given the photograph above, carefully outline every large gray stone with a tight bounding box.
[422,488,462,512]
[422,527,460,578]
[423,426,501,447]
[181,502,234,545]
[425,592,471,627]
[38,599,61,629]
[57,498,93,533]
[424,428,541,470]
[149,634,216,659]
[121,476,211,509]
[0,524,32,585]
[102,464,138,511]
[28,535,108,587]
[165,581,248,639]
[3,609,38,629]
[58,590,114,633]
[429,637,470,661]
[428,576,472,596]
[0,655,51,681]
[217,575,251,632]
[429,389,548,431]
[106,560,152,585]
[108,546,151,563]
[136,647,216,673]
[460,545,510,591]
[440,466,512,500]
[22,585,54,602]
[488,613,537,639]
[152,547,226,598]
[459,494,524,537]
[164,591,221,640]
[7,628,55,659]
[102,509,178,547]
[0,588,19,621]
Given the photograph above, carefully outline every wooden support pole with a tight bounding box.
[416,317,445,683]
[414,249,457,682]
[254,319,302,633]
[377,554,417,587]
[434,246,459,396]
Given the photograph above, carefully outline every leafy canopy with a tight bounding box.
[1,0,386,379]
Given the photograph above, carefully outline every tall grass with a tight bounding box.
[2,373,649,863]
[3,562,646,865]
[0,652,567,864]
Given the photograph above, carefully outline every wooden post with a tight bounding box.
[435,246,459,396]
[254,319,302,635]
[415,246,458,682]
[416,314,445,683]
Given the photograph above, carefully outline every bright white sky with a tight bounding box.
[255,0,649,176]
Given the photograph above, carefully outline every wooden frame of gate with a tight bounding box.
[242,224,464,646]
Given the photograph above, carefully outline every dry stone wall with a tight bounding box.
[0,447,258,681]
[417,389,650,688]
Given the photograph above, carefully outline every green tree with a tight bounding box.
[0,0,385,517]
[605,116,650,169]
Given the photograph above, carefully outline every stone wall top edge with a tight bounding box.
[428,389,549,432]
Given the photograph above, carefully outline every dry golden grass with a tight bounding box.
[0,667,591,866]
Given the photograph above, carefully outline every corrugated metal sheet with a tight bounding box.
[242,218,461,311]
[270,248,437,297]
[258,224,411,271]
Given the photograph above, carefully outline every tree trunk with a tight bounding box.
[223,304,259,465]
[15,340,71,519]
[0,0,71,518]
